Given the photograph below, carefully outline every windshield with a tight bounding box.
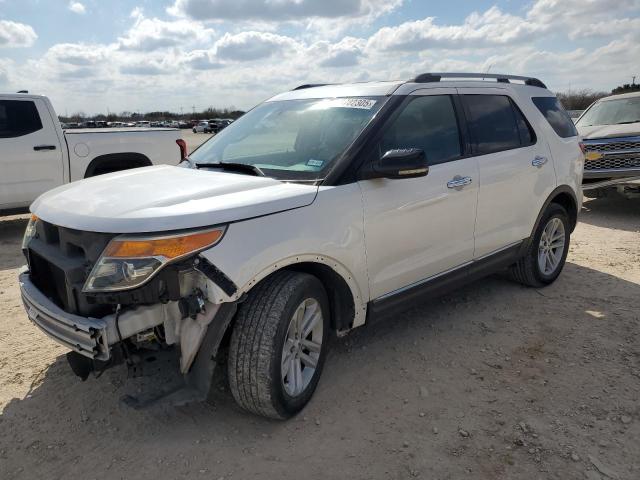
[576,96,640,127]
[188,96,386,181]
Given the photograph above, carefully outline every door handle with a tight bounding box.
[447,176,473,189]
[33,145,57,151]
[532,155,548,167]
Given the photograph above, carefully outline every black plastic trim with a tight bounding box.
[523,185,579,245]
[84,152,152,178]
[367,243,523,321]
[195,256,238,297]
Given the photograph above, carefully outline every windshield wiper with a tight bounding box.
[195,162,265,177]
[615,120,640,125]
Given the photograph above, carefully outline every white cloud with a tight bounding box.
[118,14,215,51]
[367,7,544,53]
[0,20,37,48]
[169,0,401,22]
[182,50,224,70]
[315,37,365,68]
[3,0,639,115]
[46,43,111,66]
[68,2,86,15]
[214,31,300,61]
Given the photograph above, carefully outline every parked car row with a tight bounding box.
[61,120,191,129]
[192,117,234,133]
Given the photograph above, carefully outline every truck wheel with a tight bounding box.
[509,203,570,288]
[228,271,329,419]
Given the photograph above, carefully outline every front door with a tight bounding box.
[0,97,63,209]
[358,89,479,300]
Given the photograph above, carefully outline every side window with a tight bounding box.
[532,97,578,138]
[0,100,43,138]
[512,100,536,146]
[463,95,521,155]
[379,95,462,165]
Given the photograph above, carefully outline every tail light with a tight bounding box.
[578,142,586,154]
[176,139,187,162]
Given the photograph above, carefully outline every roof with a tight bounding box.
[268,72,550,101]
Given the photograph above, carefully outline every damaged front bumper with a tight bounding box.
[19,269,238,407]
[20,271,111,360]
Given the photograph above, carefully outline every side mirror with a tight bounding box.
[362,148,429,180]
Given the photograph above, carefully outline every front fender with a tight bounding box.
[198,184,370,328]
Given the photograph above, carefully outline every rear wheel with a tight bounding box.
[228,271,329,419]
[509,203,570,287]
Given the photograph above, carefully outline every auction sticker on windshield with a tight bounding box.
[314,98,377,110]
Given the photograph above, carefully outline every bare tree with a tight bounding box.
[556,89,608,110]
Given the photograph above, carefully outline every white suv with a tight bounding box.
[19,73,583,419]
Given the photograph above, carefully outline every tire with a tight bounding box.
[509,203,570,288]
[228,271,330,419]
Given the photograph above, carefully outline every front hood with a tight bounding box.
[31,165,318,233]
[578,122,640,140]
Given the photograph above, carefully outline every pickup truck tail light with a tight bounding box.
[176,139,187,162]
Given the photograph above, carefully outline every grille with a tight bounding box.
[585,155,640,171]
[26,221,115,316]
[584,141,640,152]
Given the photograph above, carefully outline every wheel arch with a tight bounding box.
[523,185,579,252]
[84,152,152,178]
[234,255,366,333]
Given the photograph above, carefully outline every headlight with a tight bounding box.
[83,226,226,293]
[22,214,38,250]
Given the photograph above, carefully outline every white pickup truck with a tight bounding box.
[0,93,186,213]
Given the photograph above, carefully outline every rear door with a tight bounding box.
[0,97,63,209]
[358,88,479,300]
[458,88,556,257]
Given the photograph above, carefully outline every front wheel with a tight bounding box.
[509,203,570,287]
[228,271,329,419]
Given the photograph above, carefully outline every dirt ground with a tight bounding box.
[1,191,639,480]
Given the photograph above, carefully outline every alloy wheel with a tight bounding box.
[281,298,323,397]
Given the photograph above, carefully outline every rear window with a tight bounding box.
[532,97,577,138]
[0,100,43,138]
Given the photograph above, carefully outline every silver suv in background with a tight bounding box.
[576,92,640,199]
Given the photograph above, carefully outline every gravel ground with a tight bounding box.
[0,191,638,480]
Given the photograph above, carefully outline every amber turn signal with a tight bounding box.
[104,227,225,260]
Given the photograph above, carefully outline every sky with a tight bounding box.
[0,0,638,116]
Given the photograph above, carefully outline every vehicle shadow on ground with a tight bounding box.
[2,261,638,476]
[0,216,28,271]
[580,195,640,232]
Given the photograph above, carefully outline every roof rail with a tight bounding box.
[413,73,547,89]
[292,83,332,91]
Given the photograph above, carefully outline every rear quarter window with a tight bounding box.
[0,100,43,138]
[532,97,577,138]
[463,94,526,155]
